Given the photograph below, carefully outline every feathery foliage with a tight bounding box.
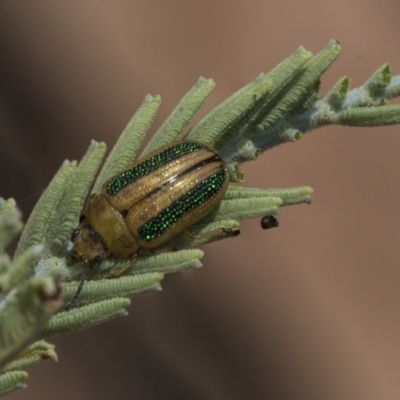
[1,40,400,395]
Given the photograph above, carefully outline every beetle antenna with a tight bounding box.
[65,262,87,311]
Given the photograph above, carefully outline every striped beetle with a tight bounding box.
[71,141,237,263]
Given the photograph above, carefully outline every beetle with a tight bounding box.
[71,141,237,263]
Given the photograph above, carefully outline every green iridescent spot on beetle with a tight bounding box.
[71,141,234,263]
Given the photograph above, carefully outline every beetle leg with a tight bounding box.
[107,253,138,278]
[181,226,240,244]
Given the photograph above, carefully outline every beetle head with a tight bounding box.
[71,223,107,263]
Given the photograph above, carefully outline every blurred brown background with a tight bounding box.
[1,1,400,399]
